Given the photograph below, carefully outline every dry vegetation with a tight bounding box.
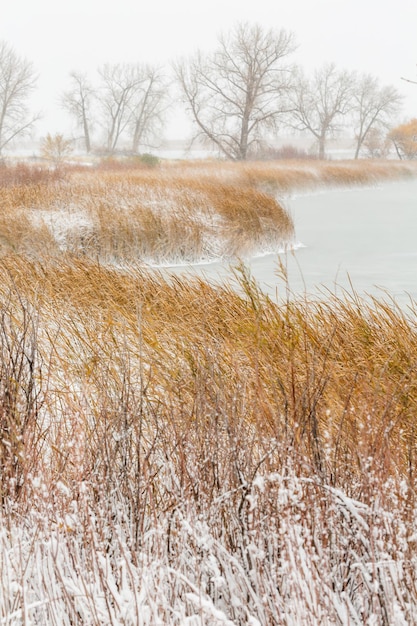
[0,256,417,623]
[0,158,416,266]
[1,159,417,624]
[0,160,296,265]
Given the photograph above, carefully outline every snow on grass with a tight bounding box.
[2,468,417,625]
[30,207,96,251]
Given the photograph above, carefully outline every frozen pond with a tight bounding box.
[165,179,417,307]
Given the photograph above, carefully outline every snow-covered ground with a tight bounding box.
[2,468,416,625]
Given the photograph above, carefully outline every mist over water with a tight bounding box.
[168,179,417,307]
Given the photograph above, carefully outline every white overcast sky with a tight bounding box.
[2,0,417,139]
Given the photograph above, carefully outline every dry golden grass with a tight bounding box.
[0,254,417,495]
[0,164,294,264]
[0,158,415,266]
[162,157,417,191]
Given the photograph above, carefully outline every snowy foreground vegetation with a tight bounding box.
[2,160,417,624]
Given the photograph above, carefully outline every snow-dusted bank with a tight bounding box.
[0,162,294,265]
[1,158,417,267]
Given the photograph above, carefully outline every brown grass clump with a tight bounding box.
[0,161,63,186]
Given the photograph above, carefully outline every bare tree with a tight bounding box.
[128,65,167,153]
[61,72,95,153]
[351,74,402,158]
[289,63,355,159]
[98,63,166,154]
[175,22,296,160]
[0,41,38,155]
[98,63,143,153]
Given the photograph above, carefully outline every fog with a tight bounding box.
[2,0,417,140]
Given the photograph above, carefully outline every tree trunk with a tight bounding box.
[239,120,249,160]
[82,114,91,153]
[132,119,142,153]
[318,135,326,159]
[393,141,403,160]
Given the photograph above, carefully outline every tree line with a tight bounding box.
[0,24,414,160]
